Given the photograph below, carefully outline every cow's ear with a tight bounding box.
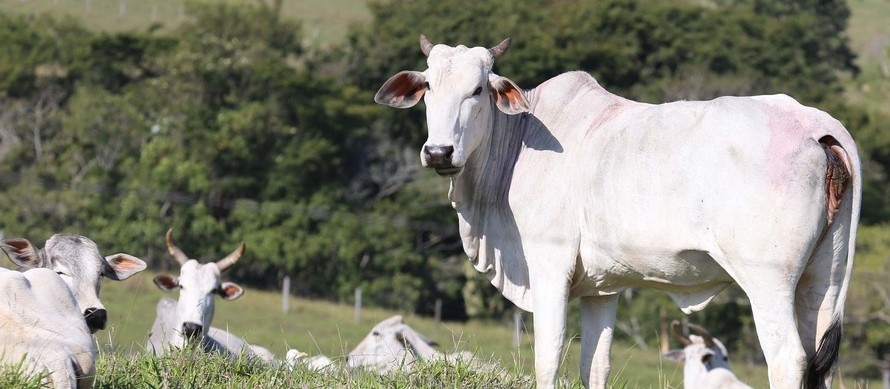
[153,274,179,292]
[0,238,46,269]
[375,71,427,108]
[219,282,244,301]
[662,350,686,362]
[489,75,529,115]
[103,253,148,281]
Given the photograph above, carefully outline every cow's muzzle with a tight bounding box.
[182,322,204,340]
[422,145,462,176]
[84,308,107,333]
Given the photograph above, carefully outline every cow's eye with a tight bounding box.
[56,271,65,276]
[372,331,380,336]
[472,87,482,96]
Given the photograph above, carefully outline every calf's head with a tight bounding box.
[663,321,731,371]
[0,234,147,333]
[153,229,244,347]
[375,35,529,177]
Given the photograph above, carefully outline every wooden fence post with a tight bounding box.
[354,287,362,323]
[281,276,290,313]
[513,310,523,349]
[434,299,442,324]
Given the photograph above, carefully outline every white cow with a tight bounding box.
[0,267,96,389]
[346,315,442,373]
[146,229,275,365]
[664,321,752,389]
[375,35,861,389]
[0,234,147,333]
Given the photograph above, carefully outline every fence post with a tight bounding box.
[434,299,442,324]
[659,306,669,353]
[281,276,290,313]
[119,0,127,18]
[354,287,362,323]
[513,310,523,349]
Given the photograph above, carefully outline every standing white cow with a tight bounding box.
[0,267,96,389]
[146,229,275,365]
[375,35,861,389]
[0,234,147,333]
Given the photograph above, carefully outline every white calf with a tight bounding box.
[664,321,752,389]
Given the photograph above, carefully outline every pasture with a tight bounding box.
[0,271,871,387]
[67,270,776,388]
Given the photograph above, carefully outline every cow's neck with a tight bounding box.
[447,94,530,279]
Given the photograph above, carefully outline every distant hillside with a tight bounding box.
[845,0,890,115]
[0,0,372,45]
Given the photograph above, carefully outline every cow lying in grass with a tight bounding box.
[1,234,147,333]
[0,267,96,389]
[146,229,276,365]
[287,315,478,374]
[0,234,146,388]
[664,321,752,389]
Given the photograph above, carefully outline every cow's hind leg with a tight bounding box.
[579,294,619,389]
[738,274,808,388]
[796,139,855,389]
[795,232,847,389]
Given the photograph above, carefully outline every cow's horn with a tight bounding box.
[165,228,190,266]
[489,37,512,59]
[670,320,691,346]
[687,323,716,347]
[419,34,434,57]
[215,242,245,272]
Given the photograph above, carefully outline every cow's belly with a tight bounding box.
[570,243,735,312]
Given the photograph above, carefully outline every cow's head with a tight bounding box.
[375,35,529,177]
[346,315,440,372]
[0,234,147,333]
[153,229,244,348]
[663,321,731,371]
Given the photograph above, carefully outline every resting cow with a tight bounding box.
[375,35,861,389]
[664,321,752,389]
[146,229,275,365]
[0,267,96,389]
[346,315,473,373]
[0,234,147,333]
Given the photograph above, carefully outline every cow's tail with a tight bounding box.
[804,136,861,389]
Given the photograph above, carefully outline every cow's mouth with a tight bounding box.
[434,166,462,177]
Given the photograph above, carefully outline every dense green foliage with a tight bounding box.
[1,0,889,380]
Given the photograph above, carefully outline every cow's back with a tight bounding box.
[510,78,851,302]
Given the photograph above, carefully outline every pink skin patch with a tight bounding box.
[764,100,814,193]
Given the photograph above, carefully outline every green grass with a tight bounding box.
[92,271,750,388]
[93,271,884,388]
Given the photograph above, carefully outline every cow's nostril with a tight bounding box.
[84,308,108,332]
[182,322,203,340]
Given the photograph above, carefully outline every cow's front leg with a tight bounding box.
[531,273,570,389]
[580,294,618,389]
